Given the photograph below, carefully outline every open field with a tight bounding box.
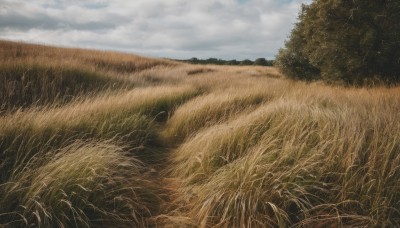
[0,40,399,227]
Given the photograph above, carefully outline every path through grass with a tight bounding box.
[1,40,399,227]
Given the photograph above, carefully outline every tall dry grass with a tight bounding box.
[169,85,400,227]
[0,61,131,113]
[0,85,199,183]
[1,40,399,227]
[1,141,159,227]
[164,92,262,143]
[0,40,203,226]
[0,40,175,74]
[0,40,181,114]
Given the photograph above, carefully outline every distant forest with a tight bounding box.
[175,57,274,66]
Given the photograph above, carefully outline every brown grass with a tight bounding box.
[1,40,399,227]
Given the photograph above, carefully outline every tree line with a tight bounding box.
[276,0,400,86]
[176,57,274,66]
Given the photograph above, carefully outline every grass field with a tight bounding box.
[0,40,399,227]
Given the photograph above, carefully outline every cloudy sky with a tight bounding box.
[0,0,311,60]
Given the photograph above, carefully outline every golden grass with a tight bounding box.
[164,90,264,143]
[0,84,200,183]
[0,40,175,73]
[1,141,159,227]
[0,40,179,114]
[169,86,400,227]
[1,40,399,227]
[0,61,131,113]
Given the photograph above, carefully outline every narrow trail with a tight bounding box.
[154,144,193,227]
[141,126,191,227]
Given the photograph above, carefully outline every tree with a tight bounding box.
[240,59,254,66]
[254,58,266,66]
[253,58,274,66]
[275,5,320,81]
[189,57,199,63]
[253,58,267,66]
[227,59,239,65]
[276,0,400,85]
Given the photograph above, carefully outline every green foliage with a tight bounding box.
[240,59,254,66]
[276,0,400,85]
[254,58,274,66]
[275,6,321,81]
[227,59,239,65]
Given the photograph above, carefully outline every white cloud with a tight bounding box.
[0,0,311,59]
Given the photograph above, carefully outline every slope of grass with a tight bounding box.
[0,141,159,227]
[0,61,131,113]
[164,88,271,143]
[0,40,176,74]
[1,40,399,227]
[170,88,400,227]
[0,83,199,226]
[0,85,199,183]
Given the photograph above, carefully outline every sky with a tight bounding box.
[0,0,311,60]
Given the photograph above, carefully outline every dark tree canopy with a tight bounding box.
[240,59,254,66]
[276,0,400,85]
[275,5,320,81]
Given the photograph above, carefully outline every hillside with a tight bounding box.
[0,40,399,227]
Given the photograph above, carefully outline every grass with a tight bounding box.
[169,87,400,227]
[1,141,159,227]
[0,40,175,74]
[1,40,399,227]
[163,87,272,143]
[0,85,199,183]
[0,61,131,113]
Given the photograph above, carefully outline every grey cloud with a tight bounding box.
[0,12,58,30]
[0,12,116,31]
[0,0,312,59]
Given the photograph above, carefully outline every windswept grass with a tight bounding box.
[170,87,400,227]
[0,40,182,114]
[0,40,175,74]
[163,78,294,144]
[1,40,399,227]
[0,141,159,227]
[0,62,130,113]
[164,88,270,143]
[0,85,200,183]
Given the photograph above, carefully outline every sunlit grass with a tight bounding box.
[0,141,159,227]
[0,85,200,183]
[1,40,399,227]
[0,61,131,113]
[170,87,400,227]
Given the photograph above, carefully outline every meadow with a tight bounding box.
[0,40,399,227]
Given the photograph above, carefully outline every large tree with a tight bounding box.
[276,0,400,85]
[275,5,320,81]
